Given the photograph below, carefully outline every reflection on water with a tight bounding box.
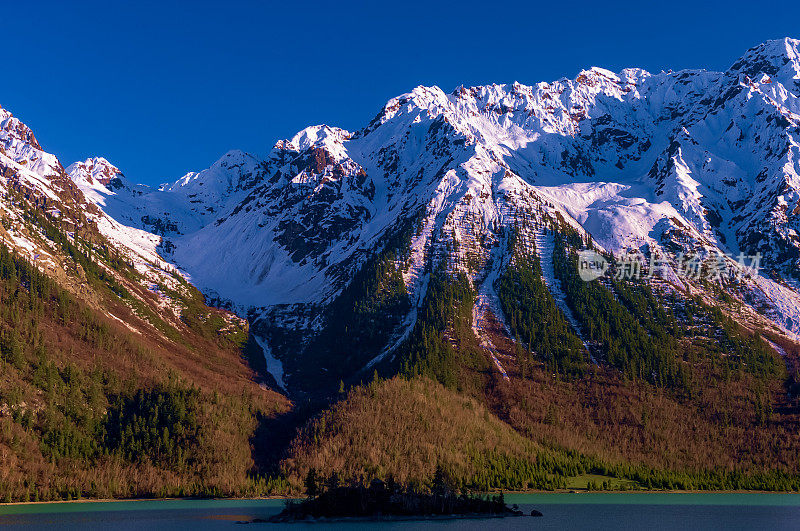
[1,493,800,530]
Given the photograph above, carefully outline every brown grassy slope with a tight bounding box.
[477,309,800,473]
[281,376,538,487]
[281,307,800,492]
[0,245,290,502]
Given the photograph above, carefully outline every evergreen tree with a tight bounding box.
[305,468,320,497]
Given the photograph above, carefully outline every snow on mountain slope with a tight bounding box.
[2,38,796,392]
[1,106,73,205]
[158,149,262,223]
[1,106,95,274]
[0,106,204,343]
[534,227,591,355]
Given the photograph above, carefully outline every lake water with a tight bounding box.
[1,493,800,530]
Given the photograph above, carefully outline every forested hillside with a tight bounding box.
[0,218,289,501]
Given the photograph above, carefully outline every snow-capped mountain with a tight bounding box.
[3,39,800,393]
[0,103,198,339]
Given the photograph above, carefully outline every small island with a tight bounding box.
[265,468,535,523]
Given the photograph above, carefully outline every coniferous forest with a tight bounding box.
[497,231,586,377]
[0,226,289,502]
[3,205,800,502]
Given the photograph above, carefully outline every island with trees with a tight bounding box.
[265,467,537,522]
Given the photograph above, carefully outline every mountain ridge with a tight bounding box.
[2,38,800,395]
[5,38,800,502]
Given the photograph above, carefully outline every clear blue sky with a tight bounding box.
[2,0,797,185]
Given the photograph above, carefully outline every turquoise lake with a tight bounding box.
[2,493,800,529]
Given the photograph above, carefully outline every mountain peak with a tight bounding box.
[1,106,44,152]
[280,125,350,152]
[161,149,261,199]
[66,157,123,186]
[728,37,800,90]
[211,149,254,170]
[577,66,620,82]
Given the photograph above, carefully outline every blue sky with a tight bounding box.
[2,1,798,185]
